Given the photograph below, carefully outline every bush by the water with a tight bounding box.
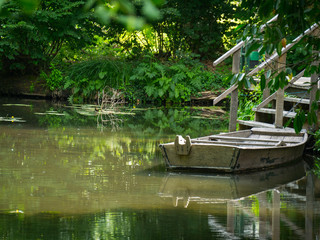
[58,56,227,104]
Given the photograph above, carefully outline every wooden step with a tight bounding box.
[253,107,297,118]
[237,120,294,130]
[237,120,276,128]
[284,97,320,105]
[284,97,310,105]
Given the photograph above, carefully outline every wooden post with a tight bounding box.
[309,54,319,130]
[262,54,271,100]
[275,53,286,128]
[305,173,314,240]
[227,201,235,234]
[258,192,268,239]
[272,189,280,240]
[229,49,241,132]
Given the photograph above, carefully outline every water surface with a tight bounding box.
[0,98,319,239]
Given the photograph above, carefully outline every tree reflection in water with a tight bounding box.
[0,100,319,239]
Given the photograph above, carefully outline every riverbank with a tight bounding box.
[1,75,49,98]
[0,74,72,100]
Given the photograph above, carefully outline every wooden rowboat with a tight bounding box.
[159,128,308,172]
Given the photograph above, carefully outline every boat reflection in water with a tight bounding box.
[159,160,319,240]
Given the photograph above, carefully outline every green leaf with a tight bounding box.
[99,71,106,79]
[142,0,161,20]
[174,88,179,98]
[19,0,40,14]
[307,112,313,125]
[293,110,305,134]
[276,41,282,56]
[95,5,111,25]
[284,119,292,128]
[230,74,238,85]
[266,69,272,79]
[285,67,292,75]
[118,0,135,15]
[260,74,266,90]
[238,73,245,82]
[151,0,165,6]
[311,109,318,124]
[293,115,301,134]
[274,76,279,90]
[245,42,261,57]
[158,88,164,97]
[145,85,154,96]
[243,24,250,37]
[244,77,251,89]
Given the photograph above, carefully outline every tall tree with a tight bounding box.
[0,0,103,74]
[158,0,236,59]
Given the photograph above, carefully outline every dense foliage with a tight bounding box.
[59,55,227,104]
[0,0,103,74]
[105,0,237,60]
[234,0,320,133]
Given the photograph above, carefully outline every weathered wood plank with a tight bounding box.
[208,135,299,143]
[248,24,319,76]
[192,139,280,146]
[309,55,319,130]
[237,120,276,128]
[212,24,317,106]
[213,84,238,105]
[229,49,241,132]
[253,107,298,118]
[213,42,244,67]
[212,15,278,67]
[284,97,311,105]
[251,129,305,136]
[275,53,286,128]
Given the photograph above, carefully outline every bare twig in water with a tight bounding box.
[97,88,126,131]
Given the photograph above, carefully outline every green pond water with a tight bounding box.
[0,98,319,240]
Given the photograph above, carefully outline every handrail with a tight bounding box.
[248,23,319,76]
[213,42,245,67]
[213,23,319,105]
[213,15,279,67]
[213,84,238,105]
[255,69,305,110]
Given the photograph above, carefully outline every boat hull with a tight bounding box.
[159,128,307,172]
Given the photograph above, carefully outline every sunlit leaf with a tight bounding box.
[95,5,111,24]
[118,15,145,30]
[0,0,5,8]
[142,0,161,20]
[276,41,282,56]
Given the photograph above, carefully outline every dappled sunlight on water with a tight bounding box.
[0,98,319,239]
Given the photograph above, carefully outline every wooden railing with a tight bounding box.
[212,18,319,131]
[213,15,279,67]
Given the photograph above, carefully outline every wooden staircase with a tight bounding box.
[238,77,319,130]
[212,18,319,132]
